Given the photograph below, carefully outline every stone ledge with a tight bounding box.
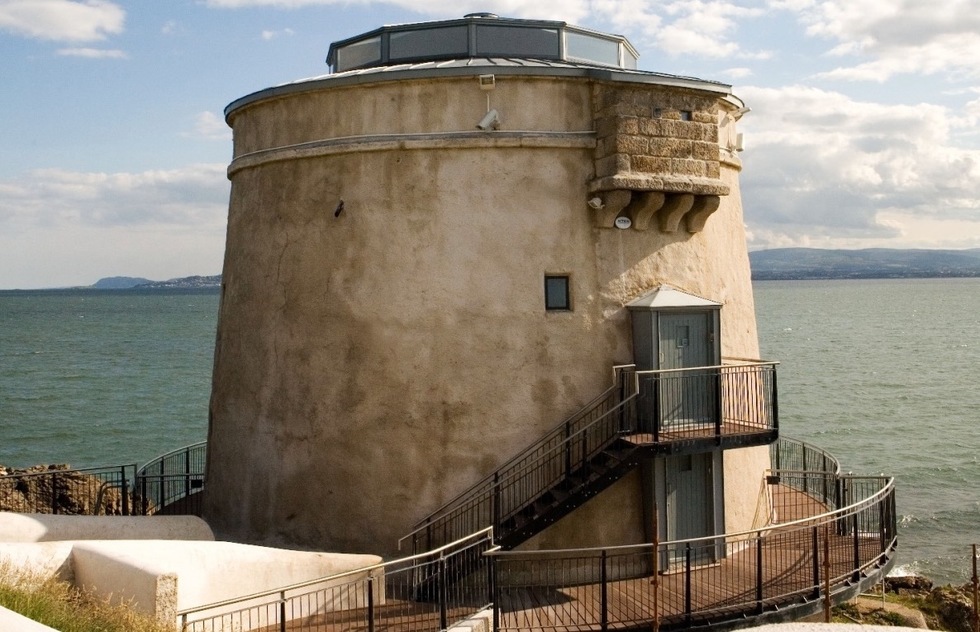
[588,174,730,197]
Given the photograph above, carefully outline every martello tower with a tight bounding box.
[205,14,770,556]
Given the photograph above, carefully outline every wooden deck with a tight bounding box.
[225,487,892,632]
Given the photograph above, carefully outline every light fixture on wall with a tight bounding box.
[477,109,500,130]
[477,74,500,130]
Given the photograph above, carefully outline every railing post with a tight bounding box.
[756,534,764,614]
[492,553,500,632]
[140,475,148,516]
[652,375,661,443]
[600,550,608,631]
[564,421,572,479]
[811,526,820,600]
[684,543,692,625]
[714,367,723,438]
[971,544,978,632]
[279,589,286,632]
[771,366,779,432]
[439,552,448,631]
[852,513,861,582]
[51,472,59,514]
[367,575,375,632]
[121,466,130,515]
[493,472,501,537]
[823,525,831,623]
[184,448,191,500]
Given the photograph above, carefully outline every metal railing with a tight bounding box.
[177,528,496,632]
[401,367,636,553]
[0,464,137,515]
[490,472,896,632]
[405,362,778,554]
[136,441,207,516]
[634,360,778,441]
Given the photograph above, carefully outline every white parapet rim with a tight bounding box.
[0,513,215,543]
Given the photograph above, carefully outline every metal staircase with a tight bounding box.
[401,361,778,555]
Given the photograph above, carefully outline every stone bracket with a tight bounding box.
[589,190,722,233]
[591,190,632,228]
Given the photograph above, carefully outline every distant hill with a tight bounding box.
[91,275,221,290]
[93,276,152,289]
[135,275,222,289]
[750,248,980,280]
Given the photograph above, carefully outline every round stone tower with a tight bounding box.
[205,14,767,556]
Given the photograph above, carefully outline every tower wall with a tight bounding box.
[206,72,766,554]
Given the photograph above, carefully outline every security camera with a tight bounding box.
[587,197,604,210]
[476,109,500,130]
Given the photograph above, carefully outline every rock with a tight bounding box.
[928,583,979,632]
[0,465,132,515]
[886,574,934,594]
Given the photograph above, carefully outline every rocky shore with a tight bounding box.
[0,464,132,515]
[846,575,980,631]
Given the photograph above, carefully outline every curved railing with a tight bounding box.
[135,441,207,516]
[489,468,896,631]
[176,436,895,632]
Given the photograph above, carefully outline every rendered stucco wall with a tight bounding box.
[207,72,767,555]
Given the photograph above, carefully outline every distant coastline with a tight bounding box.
[750,247,980,280]
[7,247,980,291]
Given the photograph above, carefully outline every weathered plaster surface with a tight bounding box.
[208,72,766,554]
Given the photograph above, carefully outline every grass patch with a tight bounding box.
[0,563,173,632]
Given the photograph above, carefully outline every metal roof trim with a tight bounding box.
[225,60,734,120]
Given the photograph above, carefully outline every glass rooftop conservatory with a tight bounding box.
[326,13,640,73]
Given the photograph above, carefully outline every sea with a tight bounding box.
[0,279,977,583]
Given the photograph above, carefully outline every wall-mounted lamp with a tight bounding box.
[477,109,500,130]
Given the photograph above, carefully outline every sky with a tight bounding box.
[1,0,979,289]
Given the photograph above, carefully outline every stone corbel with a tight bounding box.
[626,192,666,231]
[658,194,695,233]
[590,190,632,228]
[685,195,721,233]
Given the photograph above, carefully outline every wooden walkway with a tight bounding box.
[230,487,889,632]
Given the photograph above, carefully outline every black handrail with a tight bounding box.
[135,441,207,516]
[404,362,779,554]
[401,367,637,553]
[490,472,897,632]
[177,527,496,632]
[0,464,137,515]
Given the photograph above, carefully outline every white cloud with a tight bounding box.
[738,85,980,249]
[0,0,124,42]
[261,27,295,40]
[56,47,127,58]
[780,0,980,81]
[204,0,590,20]
[0,165,229,230]
[0,165,229,289]
[185,111,232,141]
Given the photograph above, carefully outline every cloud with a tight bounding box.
[738,85,980,249]
[0,0,125,42]
[56,47,127,58]
[261,27,295,40]
[0,165,230,289]
[203,0,590,20]
[780,0,980,81]
[0,164,229,230]
[185,111,232,141]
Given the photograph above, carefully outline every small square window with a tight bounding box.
[545,275,571,311]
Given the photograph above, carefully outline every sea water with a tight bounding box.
[755,278,980,584]
[0,280,977,582]
[0,289,217,469]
